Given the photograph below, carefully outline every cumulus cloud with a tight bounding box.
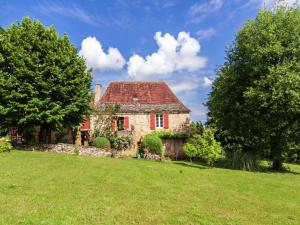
[127,31,207,79]
[79,37,125,71]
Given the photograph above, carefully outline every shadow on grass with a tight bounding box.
[173,161,210,170]
[173,160,300,175]
[213,159,300,175]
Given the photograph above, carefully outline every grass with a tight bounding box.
[0,151,300,225]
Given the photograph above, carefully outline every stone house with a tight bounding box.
[82,81,191,157]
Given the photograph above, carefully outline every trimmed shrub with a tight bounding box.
[0,138,13,153]
[141,134,163,155]
[92,137,111,149]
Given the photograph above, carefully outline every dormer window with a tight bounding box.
[155,114,163,128]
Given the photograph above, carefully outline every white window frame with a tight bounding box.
[155,114,164,128]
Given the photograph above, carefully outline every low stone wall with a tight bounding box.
[15,143,115,157]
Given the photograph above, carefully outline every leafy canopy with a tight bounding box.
[0,17,92,133]
[207,6,300,169]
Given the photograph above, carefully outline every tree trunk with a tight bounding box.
[270,133,283,170]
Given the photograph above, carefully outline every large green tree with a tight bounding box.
[0,17,92,141]
[207,6,300,170]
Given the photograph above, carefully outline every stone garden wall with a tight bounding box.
[15,143,114,157]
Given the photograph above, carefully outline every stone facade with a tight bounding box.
[114,112,189,143]
[89,112,189,144]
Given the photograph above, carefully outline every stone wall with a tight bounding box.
[163,138,186,160]
[16,143,114,157]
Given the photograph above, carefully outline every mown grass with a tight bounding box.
[0,150,299,225]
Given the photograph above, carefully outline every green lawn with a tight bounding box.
[0,151,299,225]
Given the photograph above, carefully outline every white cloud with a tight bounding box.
[127,31,207,79]
[170,73,214,94]
[79,37,125,71]
[196,28,217,40]
[264,0,300,6]
[203,77,214,87]
[189,0,224,16]
[37,2,98,27]
[188,0,224,23]
[170,79,199,93]
[190,104,208,122]
[248,0,300,7]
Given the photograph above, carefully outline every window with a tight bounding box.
[117,117,124,131]
[155,114,163,128]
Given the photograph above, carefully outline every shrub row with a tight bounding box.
[92,135,132,151]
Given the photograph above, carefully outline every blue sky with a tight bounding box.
[0,0,280,121]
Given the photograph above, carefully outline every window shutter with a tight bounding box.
[163,112,169,129]
[124,116,129,130]
[81,118,90,130]
[150,113,156,130]
[112,117,117,131]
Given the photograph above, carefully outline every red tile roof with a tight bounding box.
[97,81,190,113]
[99,82,177,104]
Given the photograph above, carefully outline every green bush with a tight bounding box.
[92,137,111,149]
[220,151,261,171]
[150,131,189,139]
[0,138,13,153]
[183,129,222,166]
[183,143,198,159]
[141,134,163,155]
[109,135,132,151]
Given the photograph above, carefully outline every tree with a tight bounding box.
[207,6,300,170]
[190,121,204,136]
[0,17,92,142]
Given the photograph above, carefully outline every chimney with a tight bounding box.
[94,84,102,104]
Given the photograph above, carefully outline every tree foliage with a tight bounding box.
[184,129,222,166]
[0,17,92,138]
[190,121,205,136]
[207,6,300,170]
